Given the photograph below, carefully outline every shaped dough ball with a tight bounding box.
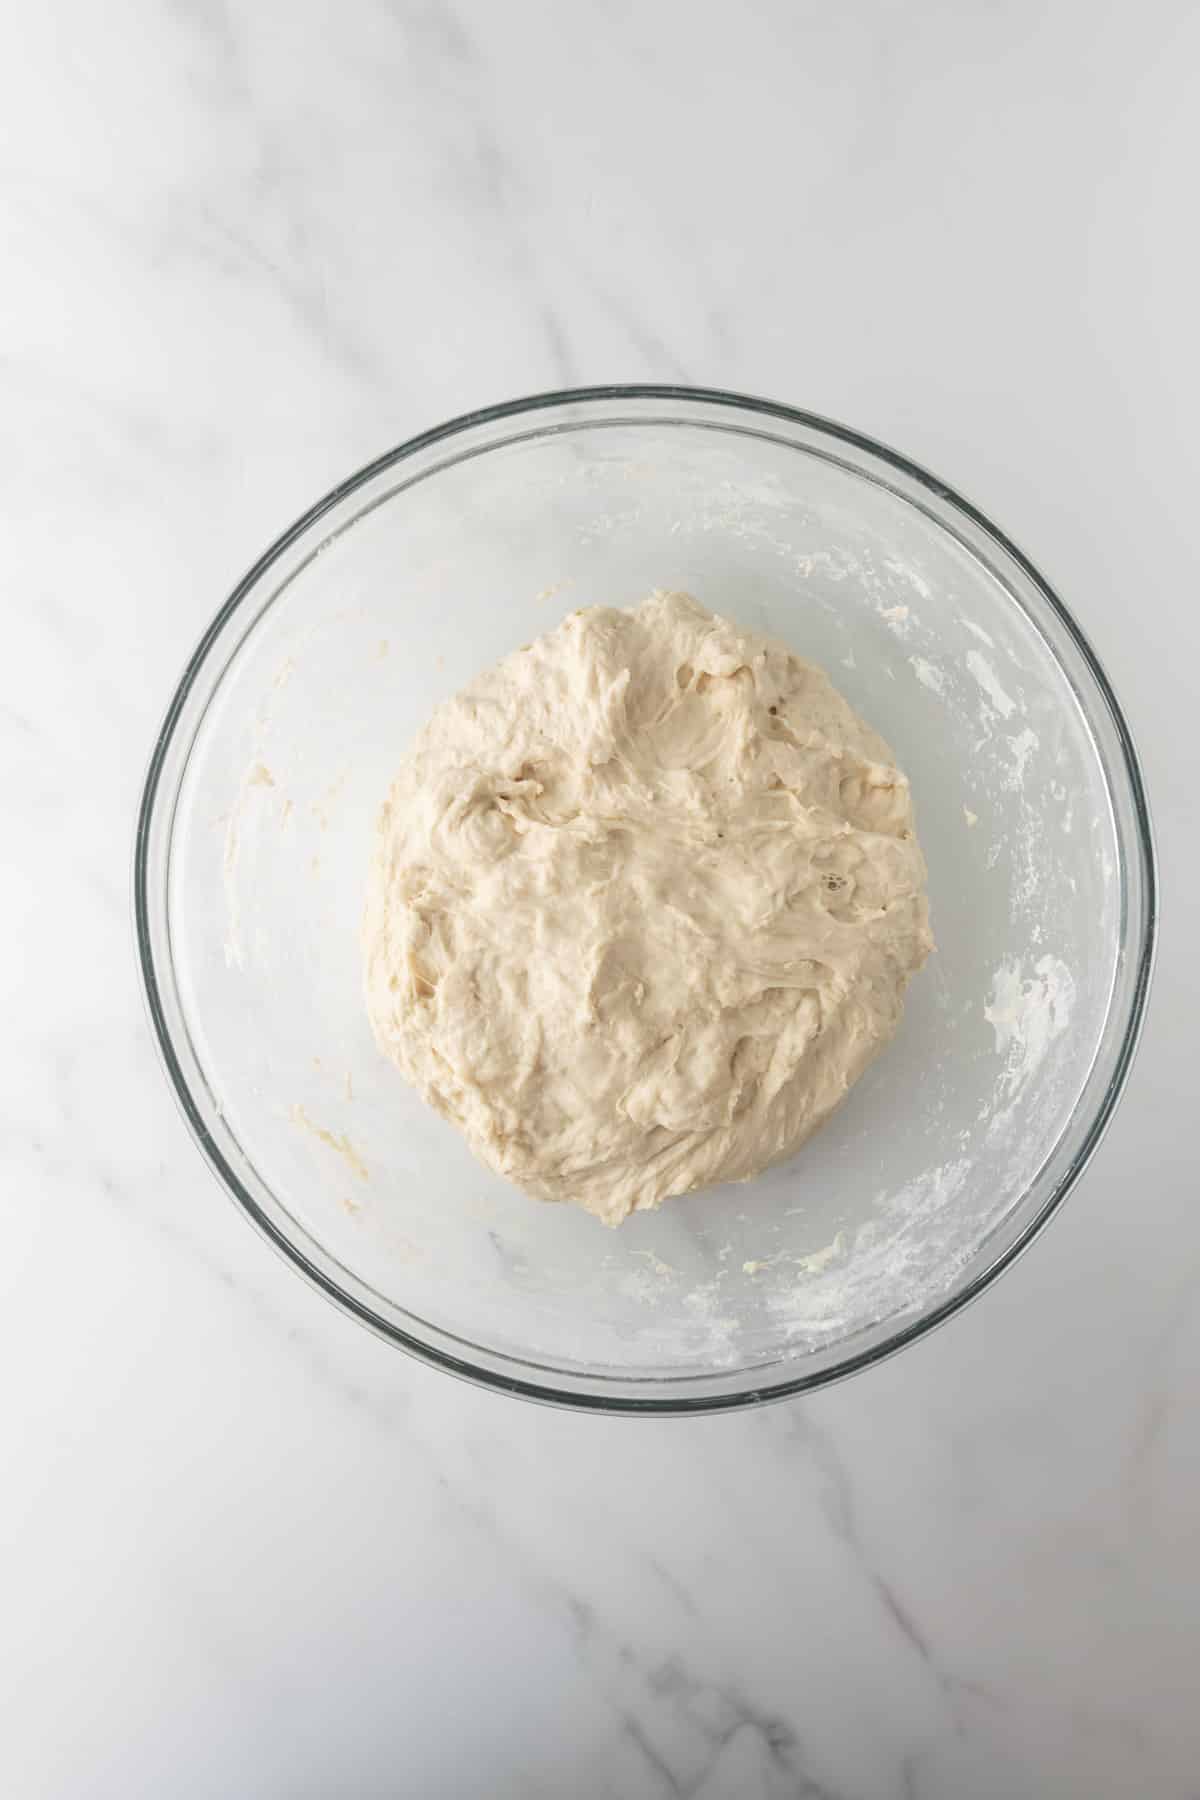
[364,592,933,1225]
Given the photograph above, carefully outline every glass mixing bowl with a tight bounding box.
[135,387,1156,1413]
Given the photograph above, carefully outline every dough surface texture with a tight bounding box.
[364,592,933,1225]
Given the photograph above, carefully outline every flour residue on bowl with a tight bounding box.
[985,955,1077,1102]
[965,648,1017,720]
[763,1161,972,1344]
[1004,727,1039,789]
[883,558,933,601]
[910,655,946,694]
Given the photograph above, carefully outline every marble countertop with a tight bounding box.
[5,4,1198,1795]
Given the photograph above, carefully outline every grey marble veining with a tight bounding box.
[3,2,1198,1795]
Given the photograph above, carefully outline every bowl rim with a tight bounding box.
[133,383,1159,1415]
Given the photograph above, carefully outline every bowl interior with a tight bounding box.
[158,406,1135,1402]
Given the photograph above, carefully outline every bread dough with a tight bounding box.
[364,592,933,1226]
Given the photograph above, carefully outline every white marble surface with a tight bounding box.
[3,3,1198,1795]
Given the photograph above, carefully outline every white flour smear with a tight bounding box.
[985,955,1077,1102]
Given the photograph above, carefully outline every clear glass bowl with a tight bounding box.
[135,387,1156,1413]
